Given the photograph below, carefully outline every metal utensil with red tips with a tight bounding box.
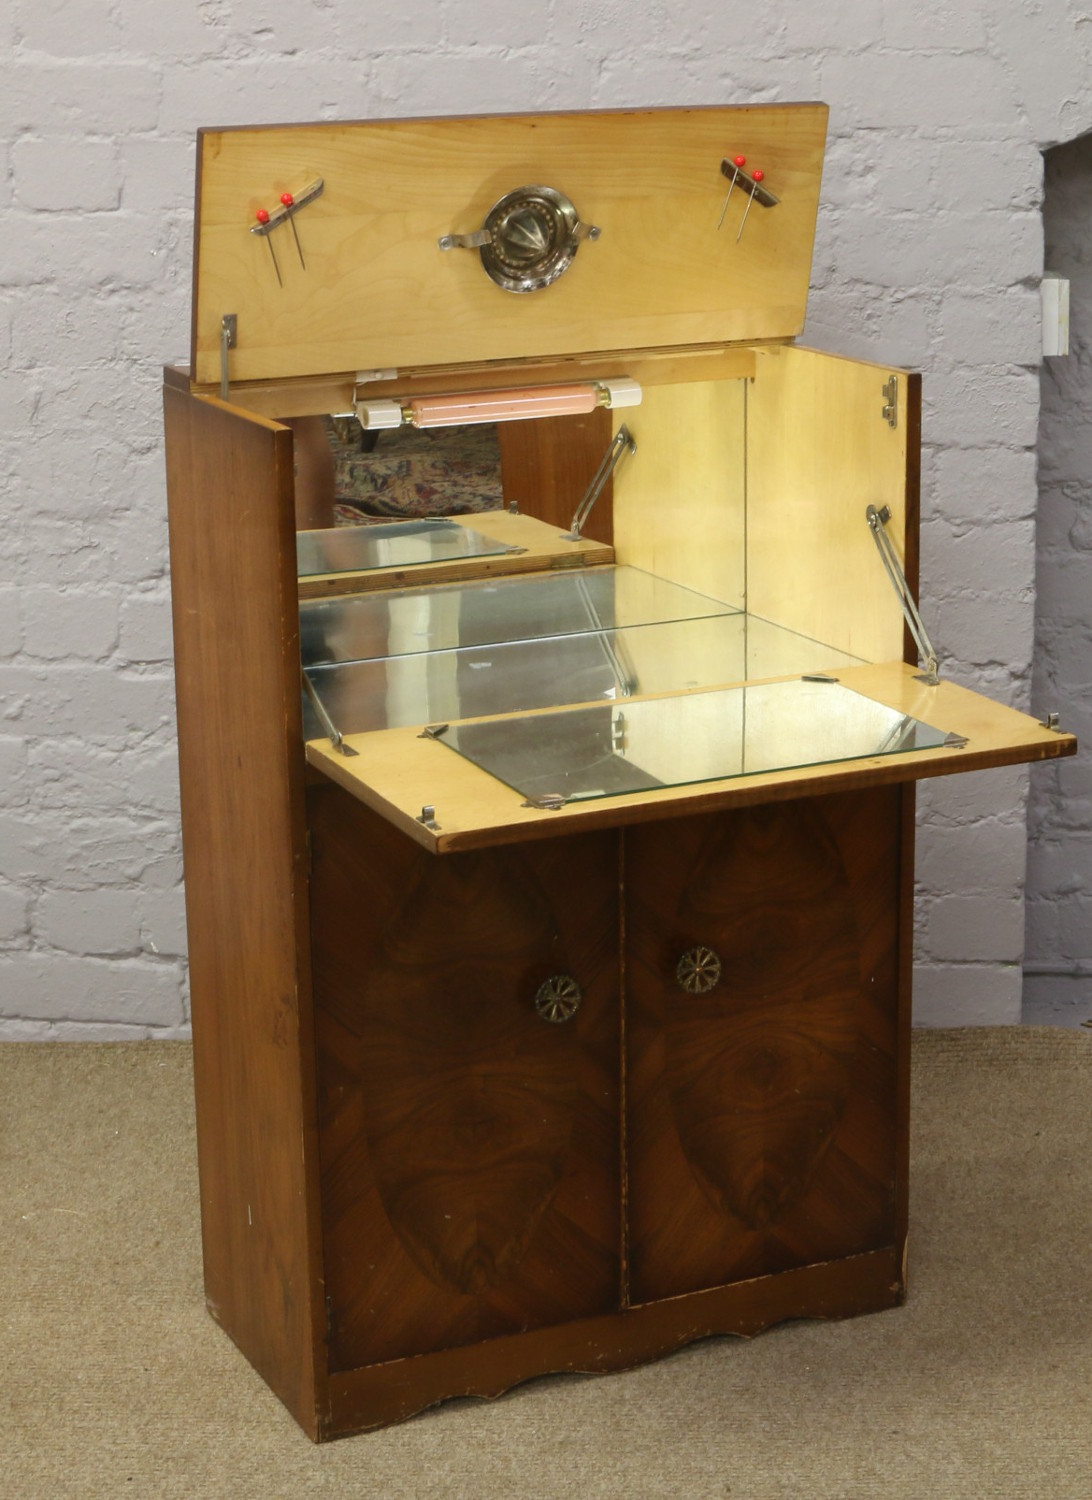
[280,192,306,269]
[736,169,764,242]
[254,209,283,285]
[247,177,325,285]
[718,154,747,230]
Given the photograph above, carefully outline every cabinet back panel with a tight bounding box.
[612,378,746,609]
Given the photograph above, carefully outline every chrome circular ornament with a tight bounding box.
[675,946,723,995]
[480,185,599,293]
[534,974,583,1023]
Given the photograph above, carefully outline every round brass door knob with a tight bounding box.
[676,946,722,994]
[534,974,583,1023]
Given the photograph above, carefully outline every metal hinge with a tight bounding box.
[882,375,898,429]
[220,314,237,402]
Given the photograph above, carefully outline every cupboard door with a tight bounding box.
[309,786,620,1371]
[625,788,903,1304]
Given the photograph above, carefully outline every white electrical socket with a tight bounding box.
[1042,273,1070,357]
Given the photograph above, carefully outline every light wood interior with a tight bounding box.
[193,105,828,386]
[198,343,760,416]
[305,662,1076,854]
[746,345,910,661]
[612,378,746,608]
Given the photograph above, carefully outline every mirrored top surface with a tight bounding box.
[296,518,514,578]
[438,679,949,804]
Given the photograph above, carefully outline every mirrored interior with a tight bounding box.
[300,568,863,738]
[290,378,917,804]
[299,567,735,664]
[297,518,516,578]
[289,415,505,533]
[439,680,949,804]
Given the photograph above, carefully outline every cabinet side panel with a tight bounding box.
[746,345,912,661]
[163,385,326,1435]
[894,783,915,1271]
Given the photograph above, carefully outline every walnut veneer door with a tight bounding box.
[309,785,621,1371]
[625,788,902,1304]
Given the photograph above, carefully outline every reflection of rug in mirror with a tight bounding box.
[329,418,504,525]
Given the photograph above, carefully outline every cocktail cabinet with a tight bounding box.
[163,105,1075,1439]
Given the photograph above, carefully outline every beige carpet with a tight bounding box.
[2,1029,1091,1499]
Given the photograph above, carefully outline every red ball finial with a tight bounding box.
[734,154,746,168]
[280,192,295,208]
[256,208,270,224]
[753,169,765,182]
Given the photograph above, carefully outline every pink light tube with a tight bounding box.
[406,383,600,428]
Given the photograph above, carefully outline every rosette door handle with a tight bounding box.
[534,975,583,1023]
[675,946,723,995]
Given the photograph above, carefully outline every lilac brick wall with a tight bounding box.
[1024,134,1092,1027]
[4,2,1092,1035]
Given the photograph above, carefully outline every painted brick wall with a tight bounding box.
[3,2,1091,1038]
[1024,134,1092,1027]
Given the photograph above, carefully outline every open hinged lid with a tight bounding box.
[191,103,829,388]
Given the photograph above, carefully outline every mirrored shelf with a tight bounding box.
[438,679,950,805]
[296,517,516,578]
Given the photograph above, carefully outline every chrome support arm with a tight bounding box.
[866,504,939,685]
[564,424,636,541]
[302,670,359,757]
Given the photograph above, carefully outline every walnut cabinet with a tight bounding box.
[163,105,1074,1438]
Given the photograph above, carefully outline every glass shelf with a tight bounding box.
[299,566,866,741]
[301,610,864,740]
[299,566,736,665]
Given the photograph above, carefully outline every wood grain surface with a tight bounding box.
[612,377,746,608]
[324,1246,902,1437]
[308,785,621,1371]
[163,384,327,1436]
[625,790,902,1303]
[305,660,1077,854]
[747,345,912,662]
[193,105,828,384]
